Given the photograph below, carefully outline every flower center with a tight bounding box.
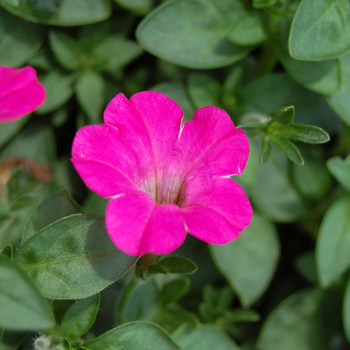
[140,173,186,207]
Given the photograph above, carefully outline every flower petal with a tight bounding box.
[106,191,186,256]
[175,106,249,178]
[0,66,45,123]
[72,124,152,189]
[129,91,184,172]
[182,177,252,244]
[72,160,136,198]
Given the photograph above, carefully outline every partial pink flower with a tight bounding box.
[72,92,252,256]
[0,66,46,123]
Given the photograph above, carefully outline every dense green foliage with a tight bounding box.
[1,0,350,349]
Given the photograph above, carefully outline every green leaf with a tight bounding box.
[227,309,260,323]
[23,190,81,243]
[174,324,242,350]
[14,214,137,299]
[141,257,198,278]
[159,306,199,334]
[83,191,108,216]
[272,106,294,124]
[316,195,350,287]
[257,288,341,350]
[162,277,190,305]
[292,152,332,200]
[289,0,350,61]
[227,11,267,46]
[327,155,350,192]
[270,123,330,144]
[49,31,82,71]
[83,321,180,350]
[210,213,280,307]
[343,278,350,344]
[326,52,350,127]
[60,294,100,341]
[0,256,55,330]
[0,0,112,26]
[118,279,160,324]
[36,71,74,115]
[1,245,13,260]
[0,8,44,67]
[76,71,106,124]
[233,140,258,196]
[274,43,341,95]
[136,0,250,69]
[91,36,143,73]
[251,158,308,222]
[187,73,221,109]
[0,116,29,149]
[268,134,303,165]
[294,251,318,284]
[2,123,56,163]
[113,0,154,16]
[260,137,271,165]
[0,328,3,343]
[150,81,195,122]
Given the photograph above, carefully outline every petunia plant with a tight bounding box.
[2,0,350,349]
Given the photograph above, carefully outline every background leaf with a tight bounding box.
[316,195,350,287]
[210,213,280,307]
[289,0,350,61]
[174,324,242,350]
[0,256,55,330]
[15,214,137,299]
[0,0,112,26]
[327,155,350,192]
[257,288,341,350]
[83,321,180,350]
[60,294,100,340]
[136,0,250,69]
[23,190,81,243]
[0,8,44,67]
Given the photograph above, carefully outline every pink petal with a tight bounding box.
[103,91,184,201]
[72,160,136,198]
[174,106,249,179]
[0,66,45,123]
[182,177,252,244]
[72,124,152,188]
[106,191,186,256]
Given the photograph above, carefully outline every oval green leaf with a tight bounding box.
[83,321,180,350]
[0,7,43,67]
[136,0,250,69]
[23,190,81,243]
[257,288,341,350]
[174,324,242,350]
[36,71,74,115]
[210,213,280,307]
[0,0,112,26]
[251,158,307,222]
[0,256,55,330]
[327,155,350,192]
[227,11,268,46]
[60,294,100,341]
[316,195,350,287]
[14,214,137,299]
[289,0,350,61]
[76,71,106,124]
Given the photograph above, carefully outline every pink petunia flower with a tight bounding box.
[0,66,46,123]
[71,91,252,256]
